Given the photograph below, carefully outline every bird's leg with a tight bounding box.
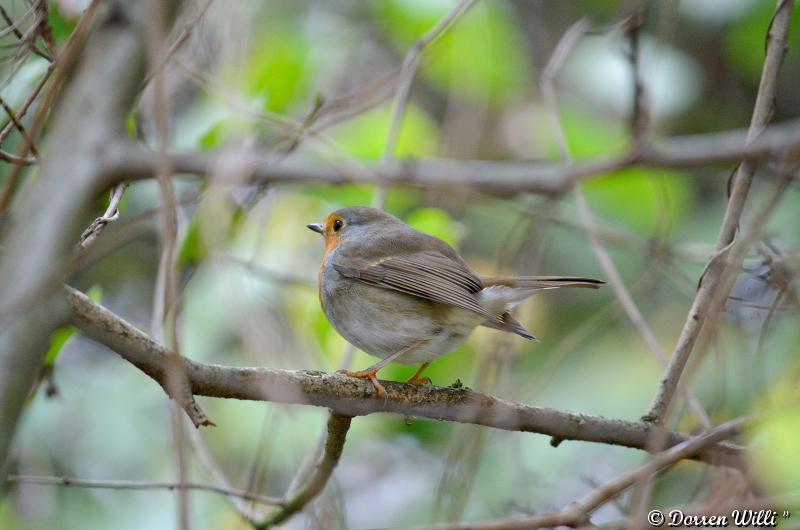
[405,362,432,386]
[338,339,426,397]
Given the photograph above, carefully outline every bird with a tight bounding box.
[308,206,603,396]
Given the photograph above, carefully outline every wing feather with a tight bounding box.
[332,251,496,321]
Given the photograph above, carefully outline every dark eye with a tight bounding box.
[333,219,344,232]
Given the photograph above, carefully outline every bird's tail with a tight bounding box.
[477,276,604,340]
[480,276,605,289]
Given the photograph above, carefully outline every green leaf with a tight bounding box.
[44,326,75,367]
[49,3,78,45]
[43,286,102,367]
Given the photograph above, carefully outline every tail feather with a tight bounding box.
[481,276,604,289]
[481,312,539,341]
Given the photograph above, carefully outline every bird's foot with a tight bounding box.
[405,361,432,386]
[337,368,387,397]
[405,374,432,386]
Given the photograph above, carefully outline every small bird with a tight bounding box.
[308,206,603,396]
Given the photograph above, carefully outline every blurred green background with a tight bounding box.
[2,0,800,528]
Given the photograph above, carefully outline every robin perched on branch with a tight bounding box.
[308,206,603,396]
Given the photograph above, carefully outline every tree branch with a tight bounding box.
[645,0,795,424]
[404,418,746,530]
[100,116,800,197]
[7,474,282,506]
[0,0,179,478]
[257,413,352,528]
[64,286,745,469]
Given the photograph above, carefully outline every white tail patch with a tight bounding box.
[477,285,555,314]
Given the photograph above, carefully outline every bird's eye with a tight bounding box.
[333,219,344,232]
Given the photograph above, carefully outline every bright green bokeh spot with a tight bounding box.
[583,168,694,236]
[542,108,694,235]
[406,206,460,247]
[331,104,439,160]
[750,386,800,493]
[375,0,529,105]
[243,25,311,114]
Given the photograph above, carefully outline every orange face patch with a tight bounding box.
[322,213,346,255]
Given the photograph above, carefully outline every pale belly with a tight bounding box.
[321,265,481,365]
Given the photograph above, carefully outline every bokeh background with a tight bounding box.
[2,0,800,528]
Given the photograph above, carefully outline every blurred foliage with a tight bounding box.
[375,0,529,105]
[330,104,440,159]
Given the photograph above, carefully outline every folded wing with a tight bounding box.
[332,251,499,322]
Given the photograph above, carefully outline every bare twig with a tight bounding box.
[645,0,795,424]
[7,474,282,506]
[0,95,39,156]
[257,413,352,528]
[79,183,129,248]
[628,7,649,144]
[64,286,745,468]
[374,0,477,208]
[406,418,746,530]
[144,2,190,527]
[141,0,214,87]
[540,18,710,427]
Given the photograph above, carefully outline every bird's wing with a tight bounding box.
[331,251,497,321]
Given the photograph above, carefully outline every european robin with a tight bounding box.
[308,206,603,396]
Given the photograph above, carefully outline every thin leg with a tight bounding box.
[338,339,426,396]
[406,362,432,386]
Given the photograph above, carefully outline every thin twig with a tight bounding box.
[405,418,746,530]
[540,18,710,427]
[645,0,795,424]
[7,474,282,506]
[79,183,129,248]
[141,0,214,87]
[146,2,189,528]
[374,0,477,208]
[0,95,39,156]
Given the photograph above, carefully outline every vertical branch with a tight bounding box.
[373,0,477,208]
[628,6,649,145]
[144,0,188,528]
[257,413,353,529]
[0,0,166,478]
[645,0,795,424]
[540,18,711,427]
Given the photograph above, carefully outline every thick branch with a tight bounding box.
[64,286,745,468]
[0,1,174,477]
[99,117,800,196]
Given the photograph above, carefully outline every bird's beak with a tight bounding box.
[307,223,324,234]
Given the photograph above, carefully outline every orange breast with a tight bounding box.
[318,232,344,313]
